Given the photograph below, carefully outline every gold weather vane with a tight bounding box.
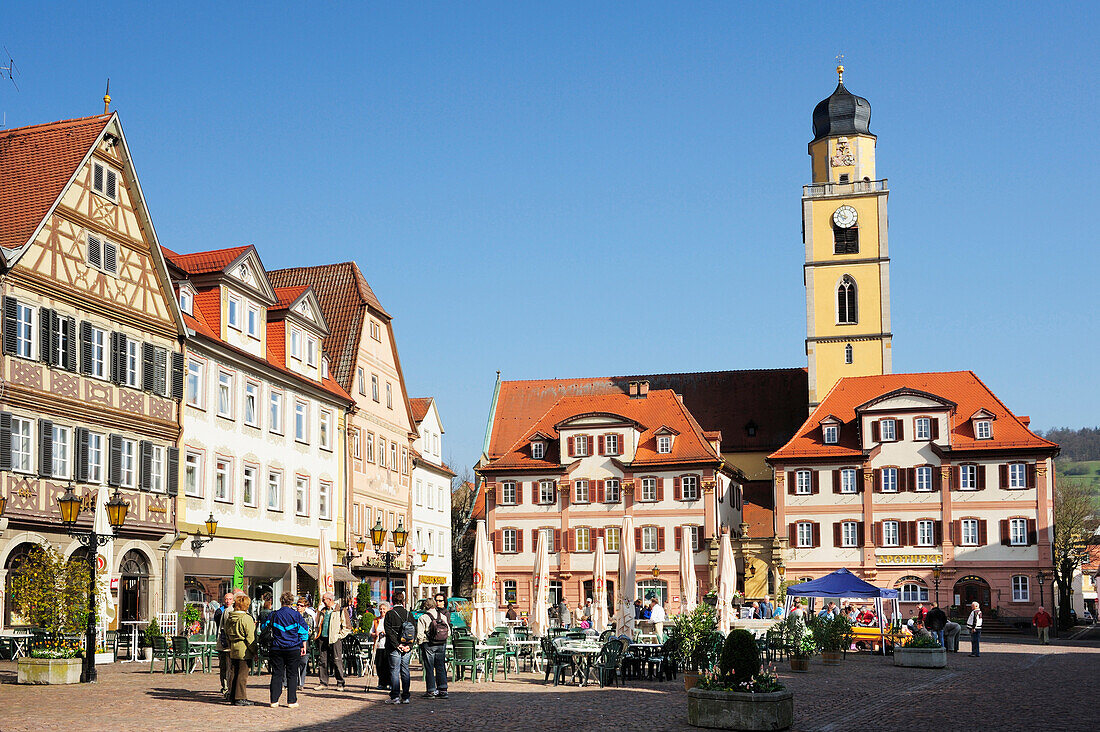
[835,54,845,84]
[103,78,111,114]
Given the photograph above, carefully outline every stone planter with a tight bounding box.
[821,650,843,666]
[893,647,947,669]
[18,657,82,685]
[95,652,114,665]
[688,687,794,730]
[789,657,811,672]
[684,672,701,690]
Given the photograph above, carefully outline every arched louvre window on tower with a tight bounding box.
[837,276,857,324]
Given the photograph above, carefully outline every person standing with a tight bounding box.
[924,602,948,647]
[214,592,234,695]
[225,594,257,706]
[370,601,391,692]
[267,591,308,708]
[258,593,274,626]
[966,602,983,657]
[558,597,572,629]
[383,590,415,704]
[416,592,450,699]
[312,592,350,691]
[1033,606,1053,645]
[648,596,666,637]
[633,598,645,619]
[295,597,314,688]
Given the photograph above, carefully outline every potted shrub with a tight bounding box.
[815,614,853,666]
[893,633,947,668]
[8,544,93,684]
[182,603,204,636]
[140,620,162,660]
[702,591,718,607]
[780,615,816,672]
[688,629,793,730]
[670,604,719,690]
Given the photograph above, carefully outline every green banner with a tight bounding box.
[233,557,245,589]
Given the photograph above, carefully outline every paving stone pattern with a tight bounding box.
[1,638,1095,731]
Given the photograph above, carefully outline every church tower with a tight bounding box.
[803,66,892,408]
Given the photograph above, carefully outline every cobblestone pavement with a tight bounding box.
[1,637,1096,731]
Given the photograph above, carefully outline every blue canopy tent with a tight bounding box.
[784,568,900,654]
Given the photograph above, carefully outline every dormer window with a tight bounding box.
[246,305,260,338]
[823,424,839,444]
[306,337,318,367]
[179,289,193,315]
[532,441,545,460]
[878,418,897,441]
[227,295,241,330]
[975,420,992,440]
[321,356,329,379]
[657,435,672,454]
[290,328,302,359]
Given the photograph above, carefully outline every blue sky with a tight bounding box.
[3,2,1098,474]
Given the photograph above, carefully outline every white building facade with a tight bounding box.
[410,397,455,599]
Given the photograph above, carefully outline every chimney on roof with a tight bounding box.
[1019,415,1031,427]
[639,381,649,397]
[628,381,639,397]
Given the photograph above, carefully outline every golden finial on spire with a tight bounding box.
[103,78,111,115]
[835,54,845,84]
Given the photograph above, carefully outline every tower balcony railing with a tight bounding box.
[803,178,888,198]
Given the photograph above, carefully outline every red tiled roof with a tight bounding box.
[268,262,390,392]
[410,397,433,424]
[482,390,722,471]
[769,371,1059,461]
[270,285,309,313]
[0,115,111,250]
[164,245,251,275]
[190,286,222,338]
[486,369,807,460]
[469,482,486,520]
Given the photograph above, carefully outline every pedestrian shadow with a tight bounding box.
[145,687,228,705]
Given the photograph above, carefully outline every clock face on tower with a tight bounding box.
[832,205,858,229]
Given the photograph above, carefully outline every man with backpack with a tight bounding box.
[383,590,415,704]
[416,592,450,699]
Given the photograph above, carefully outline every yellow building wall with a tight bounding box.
[807,198,882,261]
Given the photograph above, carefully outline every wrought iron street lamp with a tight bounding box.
[369,518,410,600]
[1037,569,1046,616]
[57,482,129,683]
[932,564,942,606]
[189,513,218,553]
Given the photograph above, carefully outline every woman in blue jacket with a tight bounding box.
[265,591,310,708]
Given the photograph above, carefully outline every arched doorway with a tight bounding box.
[119,550,151,622]
[4,542,42,627]
[953,575,992,613]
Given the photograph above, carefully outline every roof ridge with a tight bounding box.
[0,114,111,137]
[499,366,808,385]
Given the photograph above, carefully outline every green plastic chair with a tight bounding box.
[592,639,625,687]
[485,634,517,678]
[150,635,173,673]
[171,636,205,673]
[541,636,576,686]
[451,637,489,682]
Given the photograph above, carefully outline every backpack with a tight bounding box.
[398,608,417,646]
[258,617,273,649]
[428,610,449,643]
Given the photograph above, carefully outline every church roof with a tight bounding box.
[812,81,873,142]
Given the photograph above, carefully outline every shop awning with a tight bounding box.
[298,563,357,584]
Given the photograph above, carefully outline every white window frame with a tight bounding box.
[605,479,621,503]
[605,526,620,552]
[10,416,32,473]
[91,160,119,201]
[1009,463,1027,488]
[882,520,899,547]
[641,526,658,553]
[532,441,545,459]
[378,438,386,468]
[390,442,397,470]
[184,450,203,498]
[880,419,897,441]
[227,295,241,331]
[573,435,588,457]
[319,481,332,520]
[269,389,284,434]
[823,424,838,444]
[215,458,232,502]
[371,374,379,402]
[87,432,104,484]
[217,371,234,418]
[14,303,34,359]
[51,425,71,478]
[246,305,260,339]
[242,463,258,507]
[681,475,699,501]
[295,400,308,443]
[539,480,555,504]
[576,527,591,552]
[1009,518,1027,546]
[840,468,858,494]
[149,444,165,493]
[915,418,931,440]
[795,470,812,495]
[541,527,556,553]
[306,337,318,367]
[125,340,140,388]
[365,432,374,462]
[975,420,992,440]
[960,518,978,546]
[179,289,193,315]
[915,466,934,492]
[501,481,517,505]
[267,470,282,511]
[295,476,309,516]
[370,320,381,341]
[289,328,301,359]
[385,382,393,408]
[502,528,518,554]
[900,583,928,603]
[640,477,657,502]
[242,381,259,427]
[119,439,136,488]
[357,368,366,395]
[89,326,107,379]
[960,464,977,491]
[605,434,619,455]
[319,409,332,450]
[841,520,858,548]
[1012,575,1030,602]
[881,467,898,493]
[574,479,589,503]
[916,519,935,547]
[796,522,814,549]
[656,435,672,454]
[186,359,204,408]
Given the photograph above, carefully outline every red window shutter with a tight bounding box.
[587,436,594,456]
[567,437,574,457]
[596,480,605,503]
[1027,518,1037,545]
[832,470,841,493]
[930,419,940,440]
[597,435,605,456]
[516,530,524,553]
[896,420,904,440]
[871,420,880,442]
[553,529,561,553]
[999,519,1009,546]
[493,483,502,505]
[657,528,665,552]
[811,471,820,494]
[934,520,943,545]
[856,521,865,546]
[897,521,909,546]
[673,476,682,501]
[675,530,682,551]
[873,521,882,546]
[787,471,797,495]
[811,522,821,548]
[833,522,842,547]
[531,529,539,548]
[567,530,577,553]
[656,479,664,501]
[530,482,538,504]
[953,466,961,491]
[493,530,502,551]
[617,434,625,455]
[909,467,918,491]
[951,520,960,544]
[635,527,643,550]
[977,465,986,490]
[907,521,917,546]
[933,467,943,492]
[873,469,882,492]
[978,520,988,546]
[552,482,559,504]
[1026,463,1036,488]
[999,464,1009,488]
[897,468,908,492]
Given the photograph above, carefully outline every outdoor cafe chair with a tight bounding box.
[451,637,490,682]
[485,634,517,677]
[149,635,173,674]
[644,636,677,681]
[341,634,363,676]
[592,640,624,687]
[171,635,205,673]
[541,635,576,686]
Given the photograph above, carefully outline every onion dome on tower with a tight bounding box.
[811,65,873,142]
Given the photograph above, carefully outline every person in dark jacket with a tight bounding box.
[266,591,309,708]
[382,591,414,704]
[924,603,948,647]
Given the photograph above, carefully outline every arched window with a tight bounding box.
[119,549,151,622]
[4,542,43,626]
[899,582,929,603]
[636,579,668,608]
[844,343,853,364]
[837,276,857,324]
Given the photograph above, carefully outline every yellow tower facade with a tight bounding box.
[803,66,892,408]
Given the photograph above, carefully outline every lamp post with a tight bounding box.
[189,513,218,553]
[369,518,409,601]
[1037,569,1046,616]
[932,564,942,606]
[57,483,129,683]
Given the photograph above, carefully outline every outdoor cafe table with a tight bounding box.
[188,638,217,673]
[558,642,601,686]
[628,642,663,679]
[2,631,32,659]
[473,644,502,682]
[121,620,146,663]
[507,639,542,672]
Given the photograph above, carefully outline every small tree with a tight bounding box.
[7,544,94,655]
[717,629,760,685]
[1053,478,1100,630]
[670,604,719,673]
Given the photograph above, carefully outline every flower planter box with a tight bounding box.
[688,687,794,730]
[789,657,811,672]
[821,650,843,666]
[18,657,82,685]
[893,647,947,669]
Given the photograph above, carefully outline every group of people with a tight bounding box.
[209,589,454,709]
